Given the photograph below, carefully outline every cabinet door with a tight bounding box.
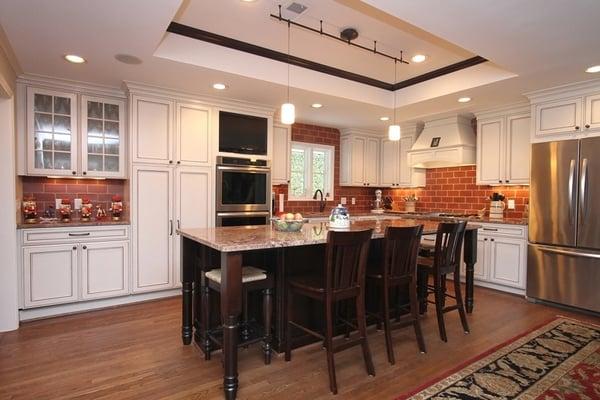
[26,87,78,176]
[364,137,379,185]
[379,139,399,187]
[535,97,582,137]
[398,136,425,187]
[584,93,600,133]
[81,96,126,178]
[505,114,530,184]
[477,118,504,184]
[473,237,489,281]
[489,237,526,289]
[131,95,174,164]
[81,241,129,300]
[176,102,211,166]
[132,165,174,292]
[173,166,212,286]
[350,136,366,186]
[23,243,78,308]
[272,124,291,184]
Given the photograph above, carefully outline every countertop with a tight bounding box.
[383,210,528,226]
[17,219,130,229]
[178,218,480,252]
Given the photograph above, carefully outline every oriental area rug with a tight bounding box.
[398,317,600,400]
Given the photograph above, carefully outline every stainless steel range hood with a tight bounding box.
[408,115,476,168]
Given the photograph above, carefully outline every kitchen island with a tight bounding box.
[178,218,479,400]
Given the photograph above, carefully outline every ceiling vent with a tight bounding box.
[286,2,307,14]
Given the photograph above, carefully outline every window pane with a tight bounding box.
[53,152,71,170]
[88,119,103,136]
[290,172,305,198]
[290,149,304,172]
[34,94,52,113]
[54,96,71,115]
[312,150,326,194]
[105,156,119,172]
[34,113,52,132]
[88,101,103,119]
[104,103,119,121]
[88,154,103,171]
[53,115,71,134]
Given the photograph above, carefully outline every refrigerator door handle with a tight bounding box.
[579,158,589,224]
[568,159,576,225]
[537,245,600,259]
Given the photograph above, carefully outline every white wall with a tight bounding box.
[0,95,18,332]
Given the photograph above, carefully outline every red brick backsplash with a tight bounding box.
[272,124,529,218]
[21,176,127,217]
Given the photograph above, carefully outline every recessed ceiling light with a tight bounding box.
[586,65,600,73]
[212,83,227,90]
[311,103,323,108]
[411,54,427,63]
[458,97,471,103]
[64,54,85,64]
[379,116,390,121]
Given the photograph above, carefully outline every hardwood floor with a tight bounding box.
[1,288,598,400]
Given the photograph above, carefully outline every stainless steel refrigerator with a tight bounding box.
[528,138,600,313]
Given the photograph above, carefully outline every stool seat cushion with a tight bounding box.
[205,266,267,284]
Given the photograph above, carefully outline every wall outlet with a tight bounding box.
[74,198,82,210]
[340,197,347,205]
[351,197,356,205]
[507,199,515,210]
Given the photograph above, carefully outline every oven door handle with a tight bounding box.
[217,165,270,172]
[216,212,271,217]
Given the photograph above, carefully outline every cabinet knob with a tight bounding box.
[505,180,509,183]
[484,238,488,241]
[72,246,77,250]
[575,126,580,130]
[82,245,87,250]
[169,160,173,164]
[491,238,495,242]
[177,161,181,165]
[82,171,87,175]
[585,124,591,129]
[499,180,503,183]
[72,171,76,175]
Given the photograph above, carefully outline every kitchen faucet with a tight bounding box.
[312,189,327,212]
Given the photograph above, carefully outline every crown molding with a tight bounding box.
[473,101,530,119]
[524,77,600,103]
[17,73,126,99]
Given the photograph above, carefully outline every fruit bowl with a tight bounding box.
[271,218,306,232]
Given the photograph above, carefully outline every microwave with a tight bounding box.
[219,111,268,156]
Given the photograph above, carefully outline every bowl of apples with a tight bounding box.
[272,212,306,232]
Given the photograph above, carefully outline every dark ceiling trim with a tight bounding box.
[166,22,487,91]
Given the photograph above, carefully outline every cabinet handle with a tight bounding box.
[69,232,90,236]
[499,180,502,183]
[169,160,173,164]
[482,228,498,231]
[585,124,591,129]
[177,219,181,233]
[83,171,87,175]
[575,126,580,131]
[484,238,488,241]
[72,246,77,250]
[505,180,509,183]
[491,238,495,242]
[177,161,181,165]
[72,171,76,175]
[82,245,87,250]
[169,219,173,236]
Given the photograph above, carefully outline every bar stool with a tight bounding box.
[417,221,469,342]
[202,266,274,364]
[285,229,375,395]
[366,225,426,365]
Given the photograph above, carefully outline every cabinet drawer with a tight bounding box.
[22,225,130,244]
[478,223,526,238]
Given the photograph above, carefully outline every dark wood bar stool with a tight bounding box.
[285,229,375,395]
[367,225,426,365]
[203,266,274,364]
[417,221,470,342]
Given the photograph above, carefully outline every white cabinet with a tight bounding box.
[131,95,174,164]
[476,106,530,185]
[272,124,291,184]
[80,241,129,300]
[584,93,600,132]
[131,165,174,293]
[379,138,399,187]
[176,102,211,166]
[473,236,488,281]
[81,96,126,178]
[26,87,78,176]
[534,97,582,137]
[23,243,78,307]
[340,132,379,187]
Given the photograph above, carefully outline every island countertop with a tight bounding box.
[178,218,480,252]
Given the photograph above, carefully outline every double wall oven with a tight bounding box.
[216,156,271,226]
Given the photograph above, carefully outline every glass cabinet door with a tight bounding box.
[27,87,77,176]
[81,96,125,178]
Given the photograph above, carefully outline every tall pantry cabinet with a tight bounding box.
[129,91,213,293]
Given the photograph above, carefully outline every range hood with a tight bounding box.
[408,115,476,168]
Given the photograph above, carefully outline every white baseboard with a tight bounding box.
[19,289,181,321]
[473,280,526,296]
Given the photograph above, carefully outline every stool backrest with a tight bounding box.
[325,229,373,293]
[383,225,424,280]
[434,221,467,272]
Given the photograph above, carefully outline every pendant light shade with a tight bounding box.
[388,124,401,141]
[281,102,295,125]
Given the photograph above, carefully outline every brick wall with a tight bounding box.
[21,177,127,218]
[272,123,529,218]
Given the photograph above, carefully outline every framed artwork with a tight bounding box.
[430,137,441,147]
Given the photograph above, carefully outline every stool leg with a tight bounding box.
[454,271,470,334]
[417,268,428,314]
[434,273,448,342]
[262,288,273,365]
[202,283,212,360]
[440,274,447,308]
[242,287,250,344]
[409,280,426,354]
[382,284,395,365]
[356,293,375,377]
[325,300,338,395]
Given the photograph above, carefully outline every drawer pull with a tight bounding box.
[482,228,498,232]
[68,232,91,237]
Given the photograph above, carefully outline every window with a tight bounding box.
[289,142,334,200]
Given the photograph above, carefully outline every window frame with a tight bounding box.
[288,141,335,201]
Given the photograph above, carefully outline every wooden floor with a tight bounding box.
[1,288,599,400]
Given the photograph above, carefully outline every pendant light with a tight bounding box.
[281,20,295,125]
[388,58,401,141]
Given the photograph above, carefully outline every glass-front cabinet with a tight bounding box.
[81,96,125,178]
[27,87,78,176]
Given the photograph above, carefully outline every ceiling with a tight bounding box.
[0,0,599,132]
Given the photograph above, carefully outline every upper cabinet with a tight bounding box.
[379,136,425,187]
[340,132,379,187]
[476,105,530,185]
[526,81,600,142]
[272,124,291,185]
[20,81,127,178]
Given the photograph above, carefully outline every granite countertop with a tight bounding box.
[17,219,130,229]
[179,218,480,252]
[383,210,528,226]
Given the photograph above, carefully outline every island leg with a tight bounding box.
[463,228,478,314]
[220,252,243,400]
[181,237,195,345]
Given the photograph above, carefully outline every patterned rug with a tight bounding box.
[398,317,600,399]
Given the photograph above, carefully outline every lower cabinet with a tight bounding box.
[20,226,131,308]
